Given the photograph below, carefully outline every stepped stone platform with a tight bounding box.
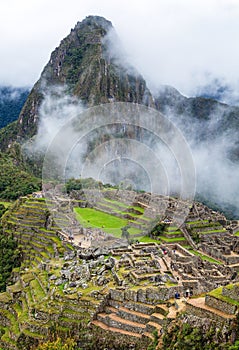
[186,297,236,326]
[205,283,239,315]
[185,283,239,333]
[92,291,168,338]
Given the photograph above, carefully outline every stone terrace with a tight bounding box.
[186,283,239,329]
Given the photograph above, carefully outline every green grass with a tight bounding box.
[183,245,192,250]
[140,215,152,221]
[100,199,145,214]
[30,279,46,301]
[130,206,145,213]
[74,207,132,237]
[138,235,160,243]
[0,292,12,303]
[189,249,222,264]
[160,236,185,242]
[186,220,209,225]
[167,226,179,231]
[165,230,183,235]
[208,286,239,306]
[199,229,226,234]
[103,198,129,208]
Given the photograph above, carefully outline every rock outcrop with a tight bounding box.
[16,16,154,140]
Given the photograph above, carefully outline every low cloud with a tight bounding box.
[28,84,85,153]
[163,103,239,217]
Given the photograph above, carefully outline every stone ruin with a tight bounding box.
[1,189,238,347]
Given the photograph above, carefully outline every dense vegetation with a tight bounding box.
[0,226,21,292]
[162,318,239,350]
[32,326,150,350]
[0,203,21,292]
[0,121,19,151]
[0,151,41,200]
[65,177,103,193]
[0,86,29,129]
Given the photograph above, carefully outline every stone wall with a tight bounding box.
[109,286,184,305]
[97,313,145,334]
[109,299,154,315]
[200,243,239,265]
[186,303,233,327]
[222,285,239,302]
[205,295,237,315]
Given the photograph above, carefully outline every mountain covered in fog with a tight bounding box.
[0,86,29,129]
[11,16,153,141]
[0,15,238,218]
[1,16,238,151]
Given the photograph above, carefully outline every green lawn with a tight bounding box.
[208,286,239,306]
[165,230,183,235]
[160,236,185,242]
[103,199,145,213]
[186,220,209,225]
[74,207,141,237]
[138,235,161,243]
[199,229,226,234]
[103,198,129,209]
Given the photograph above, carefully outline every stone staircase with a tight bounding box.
[92,295,169,339]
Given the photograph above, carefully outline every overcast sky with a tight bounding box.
[1,0,239,101]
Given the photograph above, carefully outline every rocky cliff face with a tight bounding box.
[17,16,154,139]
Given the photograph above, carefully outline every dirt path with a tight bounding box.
[167,299,186,318]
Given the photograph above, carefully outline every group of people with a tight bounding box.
[174,288,193,300]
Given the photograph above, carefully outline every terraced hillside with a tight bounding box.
[1,197,66,269]
[0,195,183,349]
[0,192,239,349]
[186,219,226,240]
[0,197,103,349]
[71,189,195,247]
[73,193,153,236]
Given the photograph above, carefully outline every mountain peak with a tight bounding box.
[75,15,113,32]
[15,16,153,139]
